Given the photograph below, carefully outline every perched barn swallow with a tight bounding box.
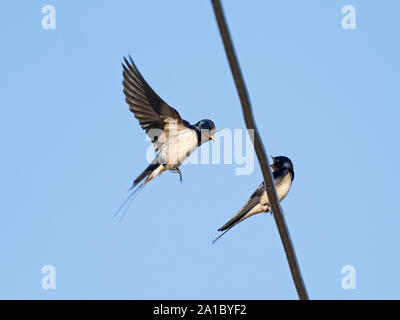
[115,57,216,220]
[213,156,294,243]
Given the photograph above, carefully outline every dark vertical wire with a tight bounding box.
[211,0,309,300]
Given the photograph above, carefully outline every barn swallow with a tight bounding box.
[212,156,294,243]
[115,56,216,220]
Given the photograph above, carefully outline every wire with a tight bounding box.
[211,0,309,300]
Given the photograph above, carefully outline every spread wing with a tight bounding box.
[122,56,186,151]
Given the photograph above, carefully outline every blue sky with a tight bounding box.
[1,1,399,299]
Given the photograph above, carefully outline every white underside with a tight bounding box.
[240,173,292,222]
[148,128,198,182]
[160,127,198,169]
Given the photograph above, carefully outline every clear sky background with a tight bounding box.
[1,1,399,299]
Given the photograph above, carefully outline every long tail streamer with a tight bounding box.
[114,184,145,223]
[212,228,232,244]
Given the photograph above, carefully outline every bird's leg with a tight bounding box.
[170,168,183,183]
[268,209,285,216]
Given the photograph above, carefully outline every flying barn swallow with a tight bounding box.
[115,57,216,220]
[213,156,294,243]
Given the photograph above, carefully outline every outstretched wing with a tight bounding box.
[122,56,185,151]
[218,182,267,231]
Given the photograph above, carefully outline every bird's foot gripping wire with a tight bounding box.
[170,168,183,183]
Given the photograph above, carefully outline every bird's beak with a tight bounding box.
[209,136,214,141]
[270,156,276,170]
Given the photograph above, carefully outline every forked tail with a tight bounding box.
[132,163,159,188]
[114,184,145,222]
[113,163,159,222]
